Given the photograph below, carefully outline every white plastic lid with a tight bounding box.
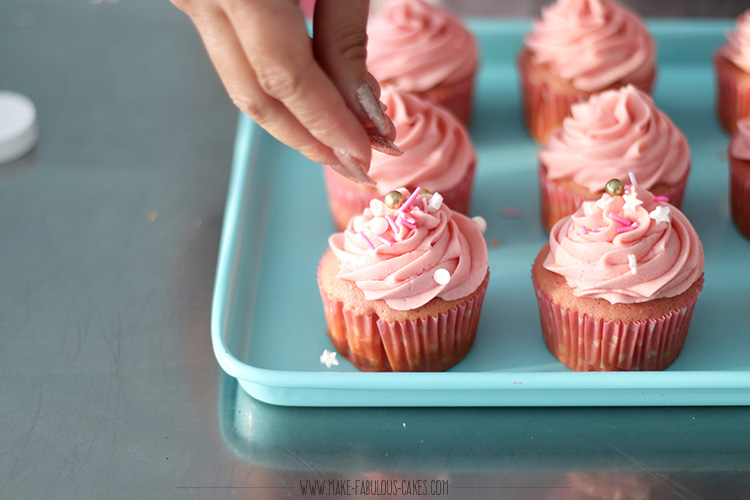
[0,91,39,165]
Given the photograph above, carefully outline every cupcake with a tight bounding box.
[714,9,750,134]
[730,117,750,238]
[518,0,656,144]
[538,85,690,232]
[318,188,489,372]
[531,177,705,371]
[323,87,476,230]
[366,0,479,124]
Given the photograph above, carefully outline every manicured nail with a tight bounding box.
[356,82,394,138]
[368,133,403,156]
[332,149,376,186]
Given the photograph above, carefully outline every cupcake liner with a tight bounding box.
[538,163,689,232]
[715,53,750,134]
[531,273,704,372]
[730,155,750,239]
[318,272,489,372]
[322,161,476,231]
[419,74,476,125]
[518,50,656,145]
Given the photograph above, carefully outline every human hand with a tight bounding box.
[172,0,400,185]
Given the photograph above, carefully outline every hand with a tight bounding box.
[172,0,399,184]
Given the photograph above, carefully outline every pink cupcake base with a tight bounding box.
[319,274,489,372]
[730,155,750,239]
[714,52,750,134]
[419,75,475,125]
[531,274,703,372]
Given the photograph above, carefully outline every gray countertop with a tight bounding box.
[2,1,750,499]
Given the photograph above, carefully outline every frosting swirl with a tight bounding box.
[366,0,478,92]
[369,87,475,194]
[525,0,655,92]
[721,9,750,73]
[539,85,690,191]
[329,190,488,311]
[544,181,704,304]
[731,117,750,159]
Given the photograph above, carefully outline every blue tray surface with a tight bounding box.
[212,20,750,407]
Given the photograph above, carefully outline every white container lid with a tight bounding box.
[0,91,39,165]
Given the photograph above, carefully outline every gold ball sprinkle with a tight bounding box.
[419,188,432,195]
[605,179,624,196]
[384,190,404,209]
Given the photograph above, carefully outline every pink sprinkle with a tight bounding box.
[500,208,522,218]
[359,231,375,249]
[400,212,417,224]
[385,214,399,233]
[628,172,637,186]
[400,219,417,229]
[653,196,669,202]
[581,225,589,235]
[376,235,393,247]
[399,186,422,213]
[624,184,632,191]
[590,226,607,233]
[608,213,631,226]
[616,222,638,233]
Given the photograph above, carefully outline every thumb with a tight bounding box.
[312,0,396,141]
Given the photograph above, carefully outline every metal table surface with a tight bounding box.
[1,1,749,499]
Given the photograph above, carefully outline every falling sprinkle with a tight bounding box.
[628,254,637,275]
[499,208,521,218]
[320,349,339,368]
[489,238,499,248]
[650,205,671,224]
[433,268,451,285]
[472,216,487,233]
[429,192,443,211]
[359,231,376,249]
[148,211,158,222]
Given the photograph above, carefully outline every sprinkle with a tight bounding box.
[581,225,589,235]
[628,172,638,187]
[590,226,607,233]
[650,205,671,224]
[421,197,429,212]
[472,216,487,233]
[399,212,417,224]
[499,208,521,218]
[399,186,422,212]
[616,221,639,233]
[628,254,637,275]
[385,214,399,233]
[376,235,393,247]
[368,217,389,235]
[433,268,451,285]
[320,349,339,369]
[359,231,376,249]
[653,196,669,202]
[489,238,499,247]
[429,192,444,211]
[622,191,644,211]
[624,184,632,191]
[608,213,631,226]
[399,219,417,230]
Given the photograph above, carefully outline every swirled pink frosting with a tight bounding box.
[539,85,690,191]
[721,9,750,73]
[731,116,750,159]
[525,0,655,92]
[369,87,474,194]
[329,190,488,311]
[366,0,478,92]
[544,181,704,304]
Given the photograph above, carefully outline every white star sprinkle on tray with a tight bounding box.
[320,349,339,369]
[650,205,671,224]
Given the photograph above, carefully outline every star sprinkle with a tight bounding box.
[622,191,644,211]
[649,205,671,224]
[628,254,637,275]
[320,349,339,369]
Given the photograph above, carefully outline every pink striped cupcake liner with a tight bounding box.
[318,272,489,372]
[322,161,476,231]
[531,274,704,372]
[538,163,689,232]
[730,155,750,239]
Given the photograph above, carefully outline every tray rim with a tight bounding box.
[211,18,750,407]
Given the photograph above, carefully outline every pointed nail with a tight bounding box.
[368,133,403,156]
[356,82,394,138]
[331,149,376,186]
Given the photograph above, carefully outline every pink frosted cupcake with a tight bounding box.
[366,0,479,124]
[519,0,656,144]
[538,85,690,232]
[531,177,705,372]
[318,188,489,372]
[730,117,750,238]
[323,87,476,230]
[715,10,750,134]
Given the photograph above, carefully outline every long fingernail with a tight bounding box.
[331,149,376,186]
[356,82,394,138]
[369,133,403,156]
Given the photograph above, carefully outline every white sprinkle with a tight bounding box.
[472,216,487,233]
[368,217,389,235]
[628,254,637,275]
[622,191,644,211]
[429,192,443,211]
[433,268,451,285]
[649,205,671,224]
[596,196,614,210]
[320,349,339,369]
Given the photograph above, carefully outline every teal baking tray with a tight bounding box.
[211,19,750,407]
